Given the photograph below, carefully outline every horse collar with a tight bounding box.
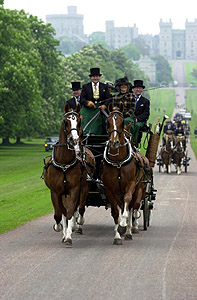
[51,147,78,172]
[104,138,133,168]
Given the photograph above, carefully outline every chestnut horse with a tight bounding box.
[43,103,95,245]
[173,135,185,175]
[160,133,175,173]
[102,103,150,245]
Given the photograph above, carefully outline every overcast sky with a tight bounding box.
[4,0,197,35]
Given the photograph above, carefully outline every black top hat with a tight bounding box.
[71,82,81,90]
[89,68,102,77]
[133,80,145,89]
[115,76,131,91]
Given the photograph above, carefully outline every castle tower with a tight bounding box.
[159,19,173,60]
[46,6,84,38]
[185,19,197,60]
[105,21,115,48]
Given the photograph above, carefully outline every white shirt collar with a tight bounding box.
[92,82,99,88]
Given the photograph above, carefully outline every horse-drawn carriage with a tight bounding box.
[82,132,156,232]
[42,103,162,245]
[157,132,190,174]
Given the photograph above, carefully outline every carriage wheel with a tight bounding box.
[185,152,188,173]
[143,182,152,230]
[185,158,188,173]
[143,197,148,231]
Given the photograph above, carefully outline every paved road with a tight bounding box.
[172,60,187,87]
[1,62,197,300]
[1,148,196,300]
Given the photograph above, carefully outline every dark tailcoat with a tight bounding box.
[135,95,150,122]
[80,82,111,107]
[66,97,80,109]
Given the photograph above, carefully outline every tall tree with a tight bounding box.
[153,55,172,85]
[0,8,43,142]
[121,44,141,61]
[0,8,66,142]
[191,66,197,79]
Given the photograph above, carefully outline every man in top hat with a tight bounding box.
[162,119,175,146]
[131,79,150,145]
[67,82,82,109]
[80,68,111,135]
[163,119,175,134]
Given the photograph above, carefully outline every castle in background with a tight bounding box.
[159,19,197,60]
[46,6,88,44]
[46,6,197,61]
[106,18,197,61]
[105,21,138,49]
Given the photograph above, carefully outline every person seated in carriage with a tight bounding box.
[104,81,115,95]
[66,82,82,109]
[80,67,111,135]
[132,80,150,146]
[162,119,175,146]
[175,123,186,150]
[111,76,136,136]
[111,77,150,147]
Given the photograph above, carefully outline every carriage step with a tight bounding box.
[141,180,151,183]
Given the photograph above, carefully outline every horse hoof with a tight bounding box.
[77,218,85,226]
[132,228,139,234]
[118,225,126,235]
[53,223,63,232]
[75,227,83,234]
[113,239,122,245]
[124,234,133,240]
[62,238,72,246]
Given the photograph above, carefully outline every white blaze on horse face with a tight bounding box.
[68,115,79,140]
[68,115,80,152]
[113,115,117,138]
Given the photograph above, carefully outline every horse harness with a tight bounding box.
[103,137,150,196]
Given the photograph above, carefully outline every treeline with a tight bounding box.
[0,5,170,143]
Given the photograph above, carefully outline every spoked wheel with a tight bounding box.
[143,183,151,231]
[184,151,188,173]
[143,197,148,231]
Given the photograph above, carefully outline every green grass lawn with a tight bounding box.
[184,62,197,87]
[140,88,175,154]
[185,89,197,159]
[0,139,53,234]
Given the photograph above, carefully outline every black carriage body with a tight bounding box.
[83,135,109,207]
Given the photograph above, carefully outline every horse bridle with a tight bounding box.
[62,111,81,136]
[107,110,124,138]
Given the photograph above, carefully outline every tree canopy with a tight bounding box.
[121,44,141,61]
[0,6,150,143]
[191,66,197,79]
[0,7,66,142]
[153,55,173,85]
